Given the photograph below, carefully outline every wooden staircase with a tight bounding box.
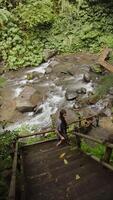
[21,140,113,200]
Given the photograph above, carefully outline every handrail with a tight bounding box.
[19,129,55,139]
[75,132,113,149]
[74,131,113,163]
[18,113,99,139]
[8,142,18,200]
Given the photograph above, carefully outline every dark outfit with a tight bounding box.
[56,117,68,140]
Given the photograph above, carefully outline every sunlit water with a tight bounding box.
[4,61,95,132]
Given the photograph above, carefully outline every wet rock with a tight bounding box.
[81,87,87,94]
[45,67,52,74]
[109,87,113,95]
[76,87,87,94]
[76,88,82,94]
[16,86,37,113]
[83,73,90,83]
[73,103,82,109]
[27,72,39,80]
[103,97,113,108]
[65,90,78,101]
[48,60,58,68]
[61,71,68,75]
[34,106,43,115]
[101,108,112,117]
[0,100,17,121]
[101,70,109,76]
[79,96,97,106]
[17,103,35,113]
[87,91,94,96]
[43,49,57,61]
[67,71,73,76]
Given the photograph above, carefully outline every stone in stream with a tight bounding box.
[76,87,87,95]
[101,108,112,117]
[109,87,113,95]
[73,103,82,109]
[83,73,91,83]
[45,67,52,74]
[27,71,40,80]
[15,86,41,113]
[33,106,43,115]
[65,90,78,101]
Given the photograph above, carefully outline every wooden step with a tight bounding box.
[21,141,113,200]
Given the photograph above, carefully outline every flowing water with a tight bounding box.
[0,53,99,132]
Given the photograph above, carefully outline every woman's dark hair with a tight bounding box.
[59,109,66,120]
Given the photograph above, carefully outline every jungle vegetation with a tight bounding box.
[0,0,113,70]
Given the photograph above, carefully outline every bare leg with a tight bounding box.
[56,138,65,146]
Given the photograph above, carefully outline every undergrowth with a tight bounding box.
[81,140,113,164]
[95,73,113,98]
[0,131,18,200]
[1,0,113,69]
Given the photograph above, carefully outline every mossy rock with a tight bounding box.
[90,65,102,73]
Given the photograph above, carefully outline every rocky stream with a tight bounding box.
[1,52,113,134]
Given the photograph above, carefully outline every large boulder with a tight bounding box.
[30,91,44,107]
[16,86,37,113]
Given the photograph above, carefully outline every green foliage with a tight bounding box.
[108,51,113,65]
[90,64,102,73]
[14,0,54,29]
[20,131,56,145]
[82,139,113,164]
[95,73,113,98]
[14,124,31,136]
[0,77,6,87]
[0,24,43,69]
[81,140,105,159]
[0,131,18,199]
[0,131,18,160]
[0,8,12,27]
[1,0,113,69]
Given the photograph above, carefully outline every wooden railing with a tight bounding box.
[8,113,113,199]
[74,131,113,165]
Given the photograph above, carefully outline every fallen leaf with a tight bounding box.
[59,152,66,159]
[75,174,80,180]
[64,159,68,165]
[55,178,58,183]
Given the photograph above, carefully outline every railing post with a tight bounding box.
[95,115,99,127]
[103,146,112,163]
[78,116,81,128]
